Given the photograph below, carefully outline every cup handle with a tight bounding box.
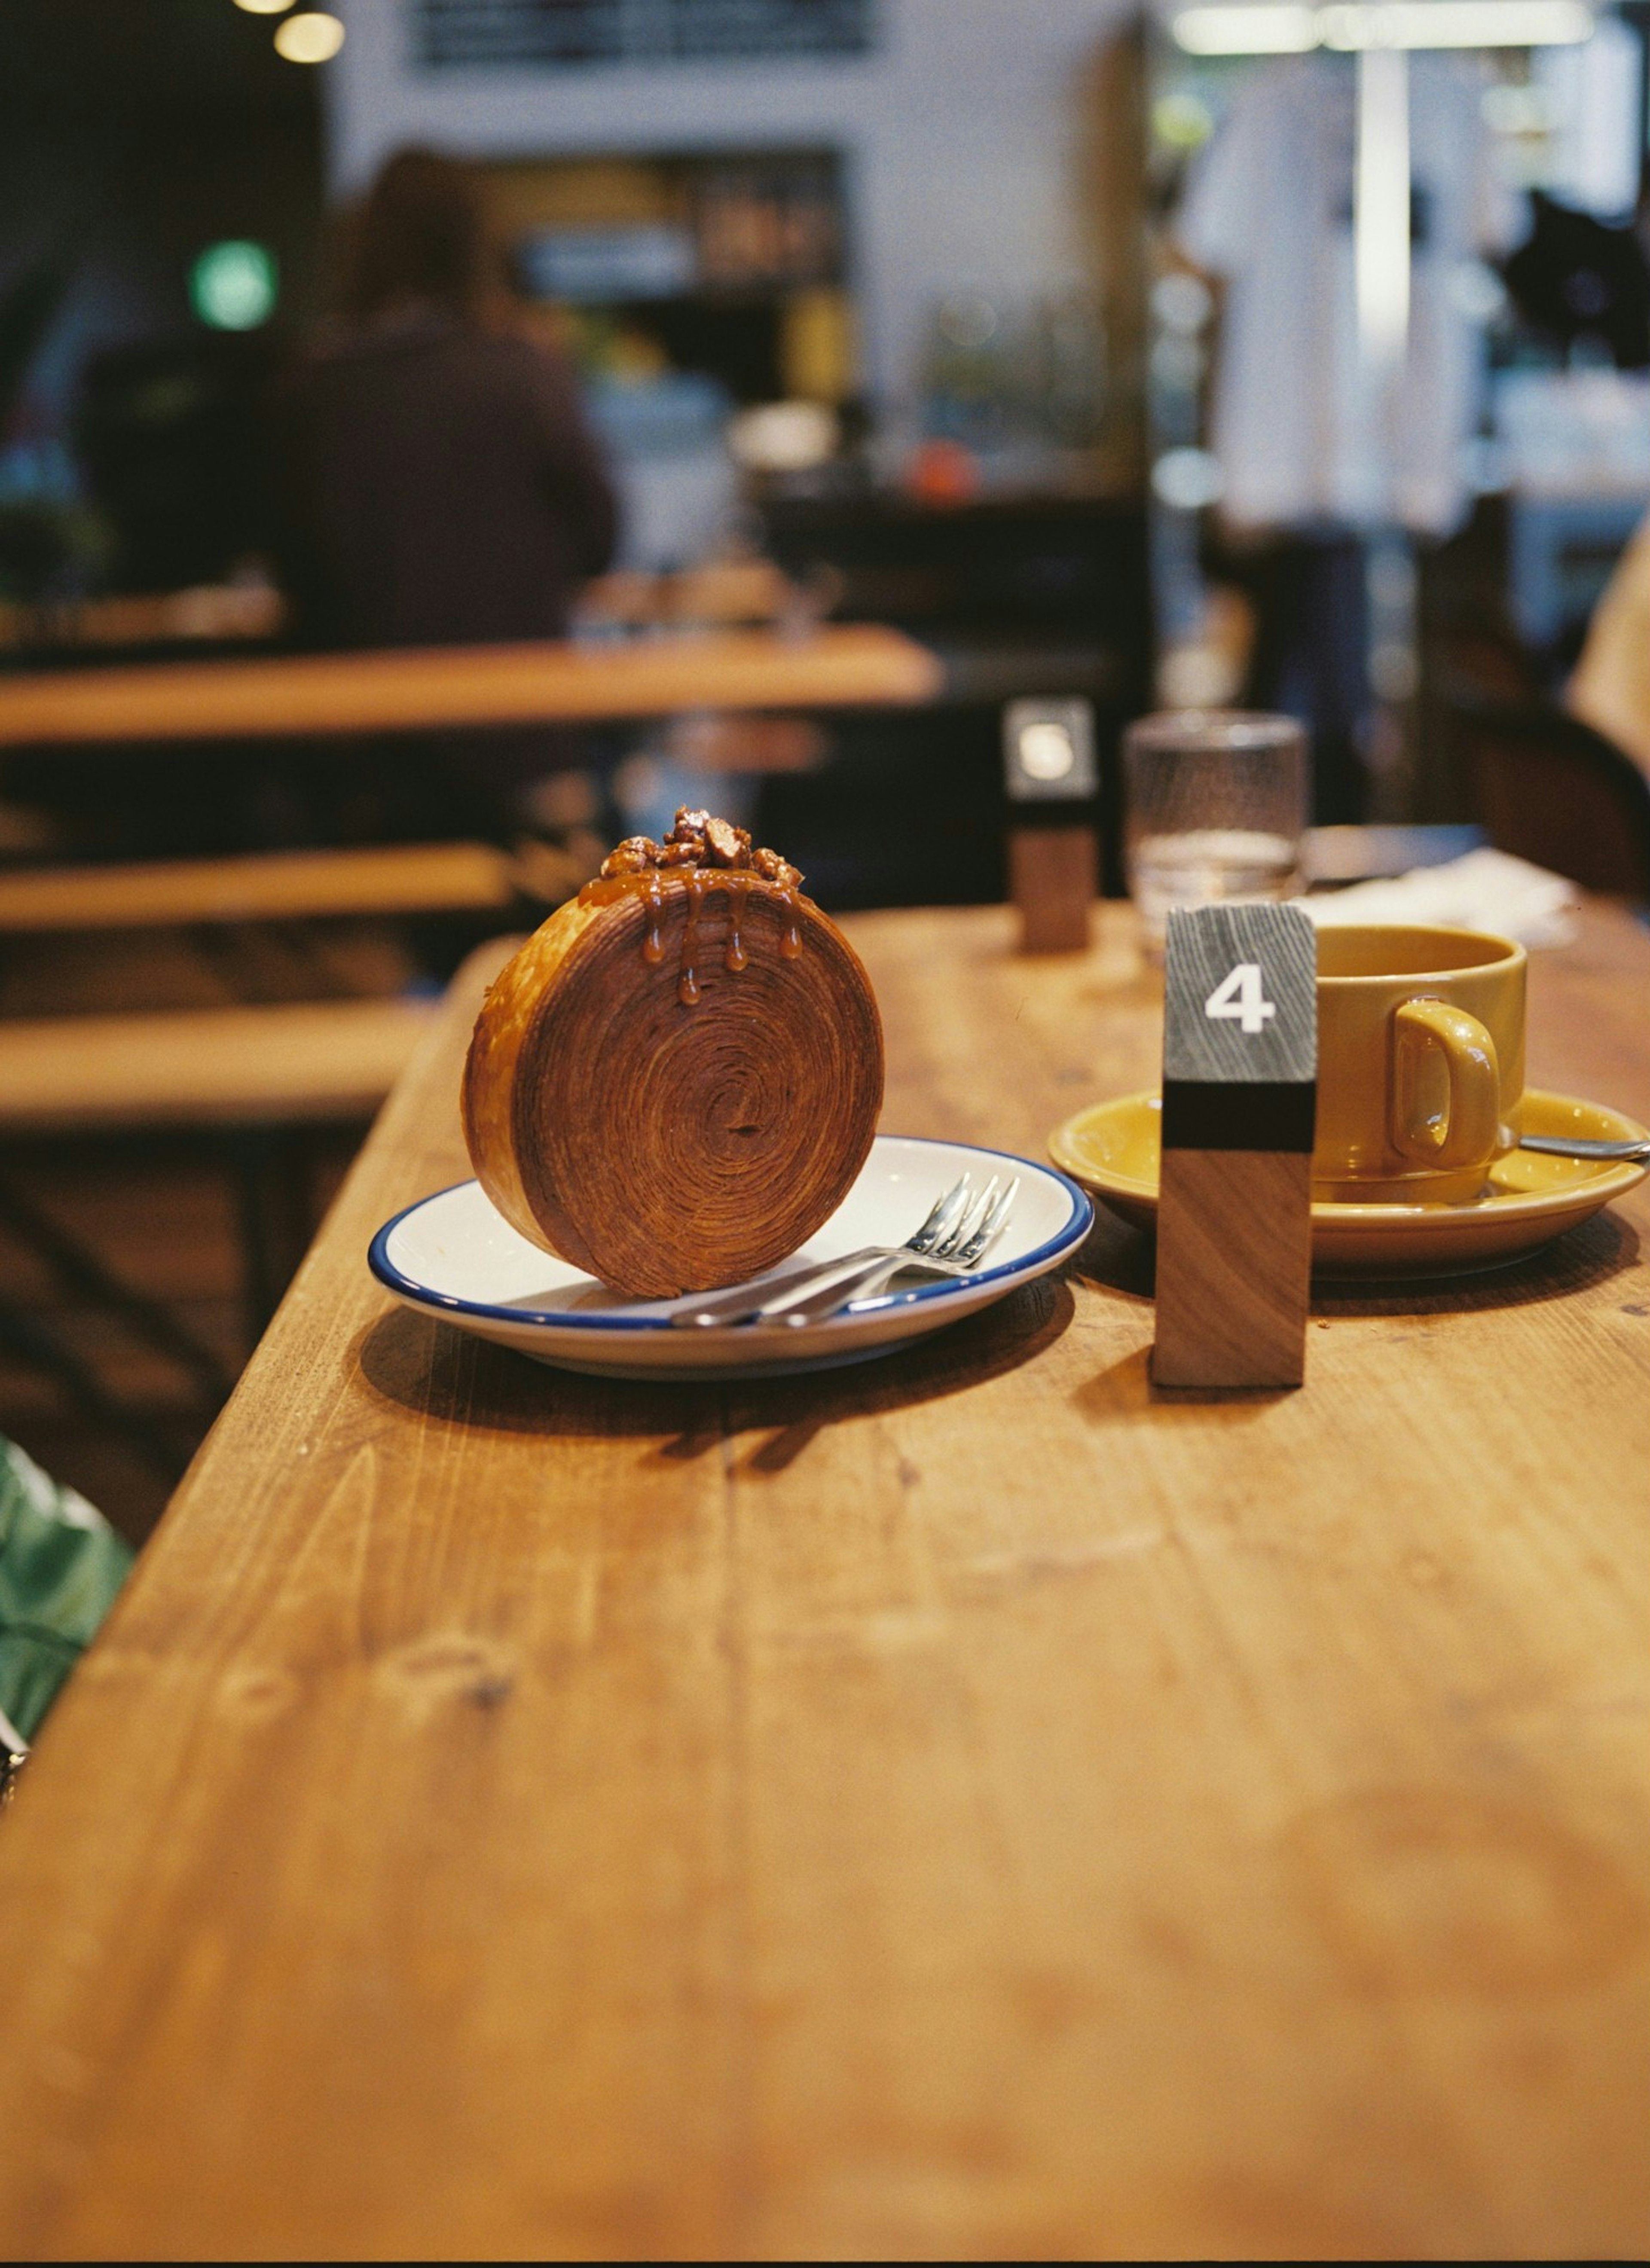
[1390,998,1501,1171]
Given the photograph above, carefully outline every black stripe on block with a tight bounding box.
[1161,1079,1317,1154]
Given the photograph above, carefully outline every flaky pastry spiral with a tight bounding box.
[462,861,884,1298]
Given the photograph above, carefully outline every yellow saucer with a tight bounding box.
[1048,1087,1649,1276]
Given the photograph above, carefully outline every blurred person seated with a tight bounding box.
[270,147,618,651]
[1568,507,1650,777]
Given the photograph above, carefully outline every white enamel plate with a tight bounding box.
[369,1135,1093,1380]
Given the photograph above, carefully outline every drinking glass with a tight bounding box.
[1123,711,1307,952]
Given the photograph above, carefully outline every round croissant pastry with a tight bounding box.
[462,814,884,1298]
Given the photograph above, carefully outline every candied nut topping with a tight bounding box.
[598,808,803,890]
[751,844,802,890]
[703,816,751,867]
[601,835,660,877]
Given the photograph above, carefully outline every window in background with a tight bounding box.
[413,0,877,70]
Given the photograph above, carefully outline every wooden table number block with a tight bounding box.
[1153,900,1317,1389]
[1008,826,1097,954]
[1003,698,1098,955]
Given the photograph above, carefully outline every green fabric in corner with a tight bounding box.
[0,1437,133,1744]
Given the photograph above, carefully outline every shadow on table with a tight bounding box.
[1075,1196,1642,1318]
[1069,1207,1155,1303]
[1310,1206,1642,1317]
[356,1268,1077,1465]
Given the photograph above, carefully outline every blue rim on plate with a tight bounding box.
[368,1133,1094,1333]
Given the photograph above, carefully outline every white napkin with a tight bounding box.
[1303,848,1580,949]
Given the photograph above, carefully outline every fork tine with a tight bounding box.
[911,1174,972,1252]
[937,1174,998,1259]
[907,1175,966,1247]
[955,1175,1018,1265]
[980,1175,1018,1244]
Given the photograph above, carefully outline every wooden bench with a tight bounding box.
[0,997,443,1463]
[0,997,437,1133]
[0,841,526,933]
[0,844,520,1477]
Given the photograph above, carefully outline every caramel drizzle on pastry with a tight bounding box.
[576,809,805,1004]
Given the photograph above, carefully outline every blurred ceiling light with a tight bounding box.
[1323,2,1593,41]
[233,1,294,15]
[190,241,278,332]
[1172,6,1320,49]
[1171,1,1594,51]
[274,11,345,61]
[1356,47,1410,363]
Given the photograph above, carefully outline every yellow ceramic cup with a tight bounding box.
[1314,924,1526,1204]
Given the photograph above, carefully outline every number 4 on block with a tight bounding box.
[1154,902,1317,1390]
[1204,961,1276,1035]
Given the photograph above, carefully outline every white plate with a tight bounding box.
[369,1135,1093,1379]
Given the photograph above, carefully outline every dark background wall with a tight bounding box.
[0,0,324,592]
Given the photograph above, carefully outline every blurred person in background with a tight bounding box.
[268,148,618,844]
[1175,53,1519,823]
[271,145,617,650]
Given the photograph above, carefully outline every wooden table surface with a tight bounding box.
[0,625,941,746]
[0,900,1645,2260]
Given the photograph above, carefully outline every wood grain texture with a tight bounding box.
[0,843,516,932]
[1156,904,1316,1387]
[0,899,1645,2259]
[0,626,942,748]
[1008,825,1095,954]
[1154,1150,1313,1388]
[0,998,435,1130]
[1163,901,1318,1087]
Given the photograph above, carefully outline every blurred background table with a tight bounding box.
[0,898,1644,2259]
[0,624,942,747]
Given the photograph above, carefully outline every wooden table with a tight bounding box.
[0,900,1645,2260]
[0,626,940,747]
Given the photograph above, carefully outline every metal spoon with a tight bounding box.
[1518,1133,1650,1163]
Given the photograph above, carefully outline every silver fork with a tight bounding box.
[769,1176,1020,1328]
[670,1174,1013,1329]
[670,1174,975,1330]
